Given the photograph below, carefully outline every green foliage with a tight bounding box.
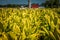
[0,8,60,40]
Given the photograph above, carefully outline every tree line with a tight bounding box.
[41,0,60,8]
[0,0,60,8]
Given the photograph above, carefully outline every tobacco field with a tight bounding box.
[0,8,60,40]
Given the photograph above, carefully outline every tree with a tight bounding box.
[41,0,59,8]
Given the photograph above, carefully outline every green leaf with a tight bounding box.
[53,17,58,25]
[0,22,4,32]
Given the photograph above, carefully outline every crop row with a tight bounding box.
[0,8,60,40]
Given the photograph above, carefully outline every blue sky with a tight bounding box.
[0,0,46,5]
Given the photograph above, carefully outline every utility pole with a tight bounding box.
[28,0,31,8]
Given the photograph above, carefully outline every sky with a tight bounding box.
[0,0,46,5]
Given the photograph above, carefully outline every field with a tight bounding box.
[0,8,60,40]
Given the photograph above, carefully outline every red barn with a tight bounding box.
[31,4,39,8]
